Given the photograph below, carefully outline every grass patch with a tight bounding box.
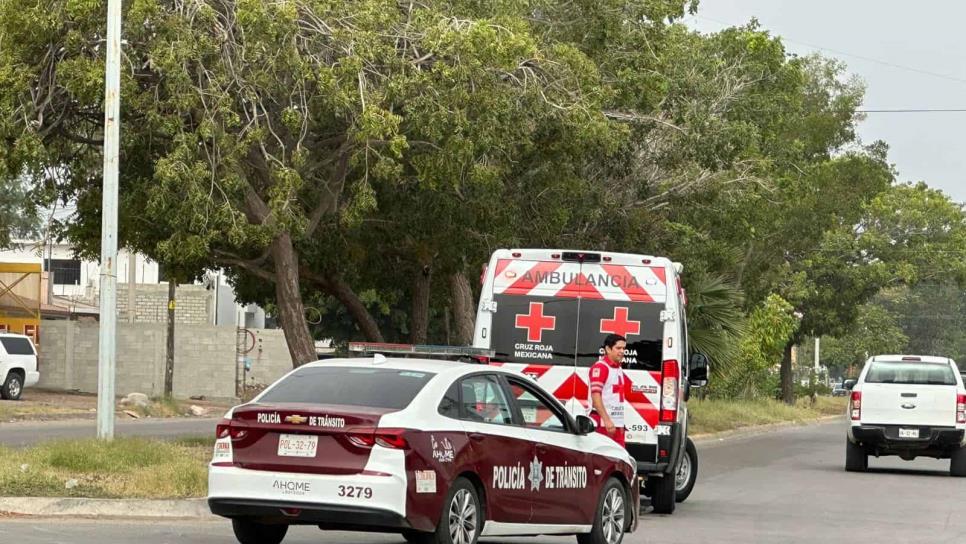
[123,397,188,418]
[0,437,213,498]
[0,403,92,420]
[689,396,847,435]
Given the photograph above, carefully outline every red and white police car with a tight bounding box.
[208,356,639,544]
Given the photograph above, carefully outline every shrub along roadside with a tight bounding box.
[689,396,847,436]
[0,398,847,499]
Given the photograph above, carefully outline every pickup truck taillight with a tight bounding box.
[850,391,862,421]
[660,360,680,423]
[957,394,965,424]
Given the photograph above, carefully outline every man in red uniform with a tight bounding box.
[588,333,627,446]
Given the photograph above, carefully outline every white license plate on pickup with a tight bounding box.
[278,434,318,457]
[898,428,919,439]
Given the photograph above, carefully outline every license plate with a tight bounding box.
[278,434,318,457]
[898,428,919,439]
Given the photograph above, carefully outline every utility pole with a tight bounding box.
[97,0,122,440]
[165,279,175,397]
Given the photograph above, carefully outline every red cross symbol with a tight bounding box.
[600,307,641,337]
[515,302,557,342]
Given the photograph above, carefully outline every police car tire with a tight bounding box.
[949,447,966,477]
[844,440,867,472]
[648,473,676,514]
[675,438,698,503]
[433,477,481,544]
[231,518,288,544]
[577,478,626,544]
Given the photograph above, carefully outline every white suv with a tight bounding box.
[846,355,966,475]
[0,333,39,400]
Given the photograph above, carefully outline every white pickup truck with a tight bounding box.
[0,333,39,400]
[846,355,966,475]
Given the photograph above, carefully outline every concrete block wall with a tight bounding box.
[37,319,293,400]
[116,284,213,325]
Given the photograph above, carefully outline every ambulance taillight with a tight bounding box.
[660,359,680,423]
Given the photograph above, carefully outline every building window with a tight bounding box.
[45,259,81,286]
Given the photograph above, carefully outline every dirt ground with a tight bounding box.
[0,389,234,423]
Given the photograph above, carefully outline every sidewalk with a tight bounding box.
[0,416,846,519]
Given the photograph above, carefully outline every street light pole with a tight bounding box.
[97,0,123,440]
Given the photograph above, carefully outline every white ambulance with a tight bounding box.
[473,249,709,514]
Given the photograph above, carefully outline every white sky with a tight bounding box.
[685,0,966,203]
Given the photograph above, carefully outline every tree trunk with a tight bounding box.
[450,272,475,345]
[781,341,795,405]
[271,233,316,367]
[411,264,432,344]
[164,280,175,397]
[323,275,385,342]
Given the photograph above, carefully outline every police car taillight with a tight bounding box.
[660,360,679,423]
[215,420,247,439]
[957,394,965,424]
[348,428,409,450]
[851,391,862,421]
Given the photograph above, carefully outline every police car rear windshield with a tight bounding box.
[865,361,956,385]
[259,366,436,409]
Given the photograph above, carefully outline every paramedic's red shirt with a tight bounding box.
[588,355,626,446]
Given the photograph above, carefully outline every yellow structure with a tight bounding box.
[0,263,42,345]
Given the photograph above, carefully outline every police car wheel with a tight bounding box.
[578,478,626,544]
[231,518,288,544]
[674,438,698,503]
[435,477,480,544]
[402,530,433,544]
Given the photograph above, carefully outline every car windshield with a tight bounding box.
[864,361,956,385]
[259,366,436,409]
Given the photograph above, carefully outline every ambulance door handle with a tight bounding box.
[469,433,485,442]
[536,444,549,453]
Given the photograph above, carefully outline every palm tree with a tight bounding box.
[684,273,747,379]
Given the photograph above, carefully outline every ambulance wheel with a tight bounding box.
[231,518,288,544]
[675,437,698,503]
[577,477,626,544]
[648,473,676,514]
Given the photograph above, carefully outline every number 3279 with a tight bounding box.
[338,485,373,499]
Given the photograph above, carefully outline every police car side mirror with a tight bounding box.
[689,353,709,388]
[575,415,596,435]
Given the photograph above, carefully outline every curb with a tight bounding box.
[0,497,216,519]
[691,414,844,445]
[0,416,845,520]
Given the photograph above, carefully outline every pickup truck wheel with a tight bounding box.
[1,372,23,400]
[845,440,867,472]
[675,438,698,503]
[950,447,966,477]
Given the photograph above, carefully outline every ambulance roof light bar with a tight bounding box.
[348,342,495,361]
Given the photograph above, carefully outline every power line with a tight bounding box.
[858,109,966,113]
[690,15,966,87]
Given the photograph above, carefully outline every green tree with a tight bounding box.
[0,0,615,364]
[821,303,908,378]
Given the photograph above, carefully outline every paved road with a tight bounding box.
[0,417,219,446]
[3,418,966,543]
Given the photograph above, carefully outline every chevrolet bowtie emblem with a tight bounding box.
[284,415,308,424]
